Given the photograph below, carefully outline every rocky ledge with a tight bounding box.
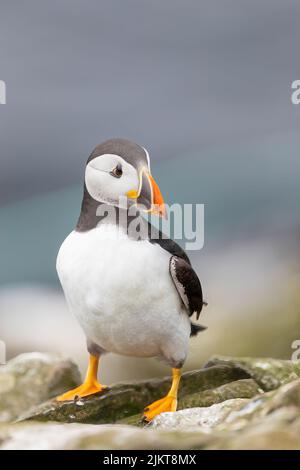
[0,352,300,449]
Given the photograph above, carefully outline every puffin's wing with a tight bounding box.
[148,221,207,325]
[169,255,204,320]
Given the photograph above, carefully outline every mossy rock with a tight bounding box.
[21,364,249,424]
[179,378,261,409]
[120,379,260,426]
[205,356,300,391]
[2,353,300,449]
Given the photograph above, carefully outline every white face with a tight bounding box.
[85,154,140,207]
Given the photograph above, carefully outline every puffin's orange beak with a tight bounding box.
[147,173,167,218]
[126,169,167,219]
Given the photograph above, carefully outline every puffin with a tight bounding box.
[56,138,206,421]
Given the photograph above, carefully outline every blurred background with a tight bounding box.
[0,0,300,383]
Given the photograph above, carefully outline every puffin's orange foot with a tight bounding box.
[56,381,108,402]
[143,394,177,422]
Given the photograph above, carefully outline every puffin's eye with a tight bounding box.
[110,164,123,178]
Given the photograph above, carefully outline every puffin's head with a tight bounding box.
[85,138,166,217]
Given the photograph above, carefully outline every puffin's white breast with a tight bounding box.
[56,224,190,361]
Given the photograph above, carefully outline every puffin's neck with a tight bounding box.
[76,185,101,232]
[76,185,144,234]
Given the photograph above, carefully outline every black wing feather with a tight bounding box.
[147,222,206,324]
[169,255,204,320]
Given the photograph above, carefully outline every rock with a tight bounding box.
[151,378,300,449]
[151,398,249,430]
[221,377,300,429]
[205,355,300,391]
[21,364,248,424]
[265,377,300,411]
[0,353,81,422]
[0,422,213,450]
[179,378,261,409]
[212,407,300,450]
[2,353,300,449]
[118,379,259,427]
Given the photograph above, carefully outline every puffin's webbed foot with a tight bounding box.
[56,381,108,401]
[56,355,108,402]
[143,368,181,422]
[143,394,177,422]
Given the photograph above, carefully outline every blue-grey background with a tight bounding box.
[0,1,300,381]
